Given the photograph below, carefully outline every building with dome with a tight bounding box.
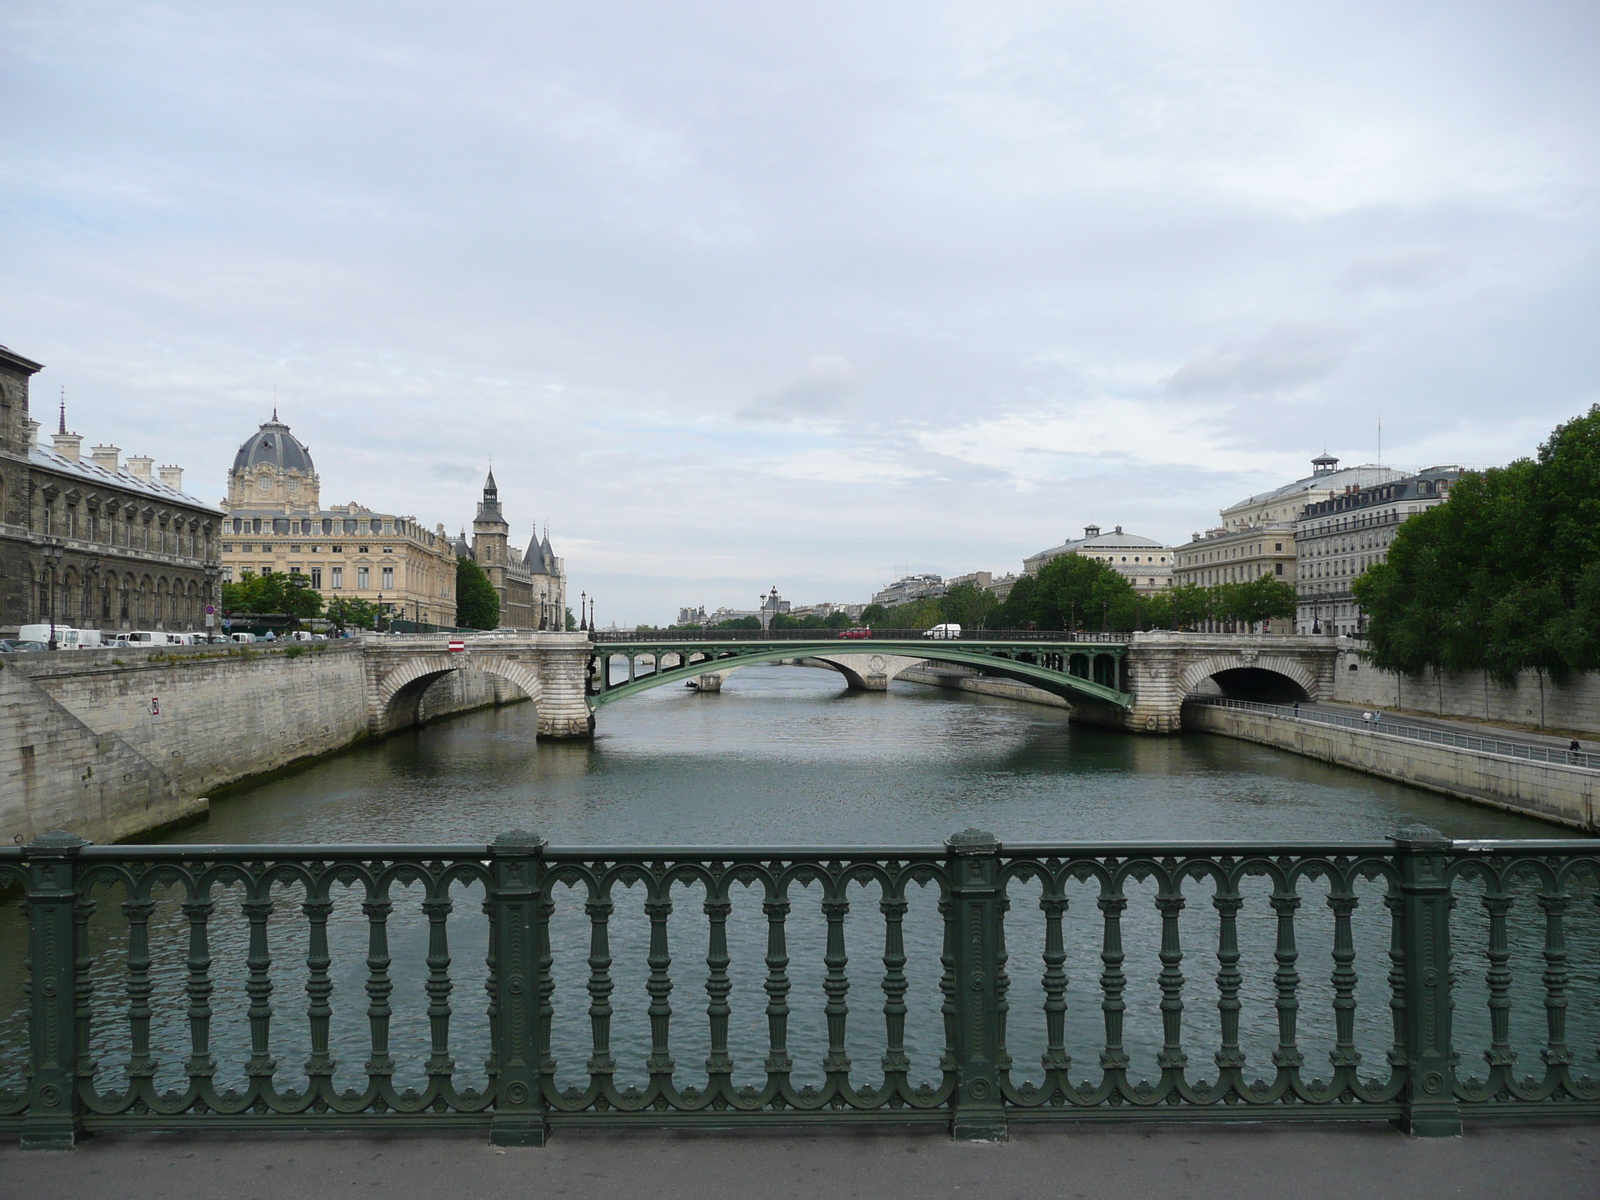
[453,470,567,629]
[1,343,223,637]
[1022,524,1173,594]
[219,414,458,627]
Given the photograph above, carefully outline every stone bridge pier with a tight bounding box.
[361,633,594,738]
[1075,632,1339,734]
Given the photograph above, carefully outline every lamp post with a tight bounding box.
[43,544,64,650]
[580,591,587,632]
[588,596,595,631]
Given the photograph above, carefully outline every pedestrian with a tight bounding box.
[1372,710,1382,726]
[1572,738,1583,764]
[1362,711,1372,725]
[1293,701,1300,716]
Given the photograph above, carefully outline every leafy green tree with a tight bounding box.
[325,597,380,633]
[566,606,577,631]
[455,557,500,630]
[1356,405,1600,682]
[858,603,891,628]
[939,583,998,630]
[714,616,761,630]
[221,570,323,625]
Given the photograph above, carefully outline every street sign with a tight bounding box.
[223,619,232,629]
[150,697,161,717]
[448,639,466,654]
[205,605,216,615]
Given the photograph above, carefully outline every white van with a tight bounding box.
[922,623,963,639]
[59,628,103,649]
[126,631,180,646]
[18,624,83,647]
[230,631,257,644]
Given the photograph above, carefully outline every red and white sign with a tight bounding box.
[150,697,161,717]
[448,640,466,654]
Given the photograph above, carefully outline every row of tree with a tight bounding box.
[220,558,505,632]
[1355,405,1600,683]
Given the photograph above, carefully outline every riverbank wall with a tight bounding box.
[0,643,516,845]
[896,664,1070,708]
[1333,648,1600,735]
[1184,700,1597,831]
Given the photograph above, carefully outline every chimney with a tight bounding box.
[90,444,120,471]
[27,419,41,449]
[1084,524,1101,538]
[51,430,83,462]
[158,465,183,490]
[125,455,154,479]
[1114,524,1123,535]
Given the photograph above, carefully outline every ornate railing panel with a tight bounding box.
[1,827,1596,1147]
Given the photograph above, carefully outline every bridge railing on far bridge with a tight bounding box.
[592,628,1131,643]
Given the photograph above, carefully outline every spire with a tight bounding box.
[58,388,66,435]
[272,406,278,422]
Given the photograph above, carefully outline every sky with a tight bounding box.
[3,0,1597,624]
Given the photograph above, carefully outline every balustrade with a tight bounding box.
[1,827,1596,1147]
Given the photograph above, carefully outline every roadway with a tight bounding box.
[3,1123,1594,1200]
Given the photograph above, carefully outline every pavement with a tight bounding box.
[3,1121,1598,1200]
[1296,701,1593,756]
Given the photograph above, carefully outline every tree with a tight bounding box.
[1355,404,1600,682]
[325,597,380,633]
[221,570,323,625]
[713,615,761,630]
[858,603,891,628]
[456,557,500,630]
[940,583,998,630]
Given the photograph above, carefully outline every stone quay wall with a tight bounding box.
[1184,701,1597,831]
[0,642,519,845]
[1332,647,1600,735]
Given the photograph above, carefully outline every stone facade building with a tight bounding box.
[871,573,946,607]
[1171,523,1297,592]
[455,470,567,629]
[220,415,458,626]
[1,344,223,637]
[1023,525,1173,594]
[1295,466,1462,637]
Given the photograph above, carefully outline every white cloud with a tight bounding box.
[1165,322,1355,397]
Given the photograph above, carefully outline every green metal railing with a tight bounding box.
[2,827,1596,1148]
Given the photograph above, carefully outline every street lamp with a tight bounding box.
[42,544,64,650]
[580,591,587,632]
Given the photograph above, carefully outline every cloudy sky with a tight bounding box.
[4,0,1596,623]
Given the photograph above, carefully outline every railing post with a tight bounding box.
[946,828,1006,1141]
[488,829,547,1146]
[1391,824,1462,1137]
[21,830,90,1150]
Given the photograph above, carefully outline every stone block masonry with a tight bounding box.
[1334,647,1600,735]
[1185,701,1597,830]
[0,641,531,845]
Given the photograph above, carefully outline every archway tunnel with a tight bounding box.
[1204,666,1311,703]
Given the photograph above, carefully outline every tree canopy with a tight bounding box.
[221,570,323,623]
[455,557,500,630]
[1354,405,1600,682]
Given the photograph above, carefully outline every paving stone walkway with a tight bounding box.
[3,1121,1597,1200]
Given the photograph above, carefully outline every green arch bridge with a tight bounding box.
[586,633,1132,710]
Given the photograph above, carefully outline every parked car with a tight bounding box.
[923,624,962,639]
[0,639,48,652]
[837,627,873,639]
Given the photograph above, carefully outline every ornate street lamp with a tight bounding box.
[580,591,588,632]
[42,544,64,650]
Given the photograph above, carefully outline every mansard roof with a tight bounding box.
[232,414,315,475]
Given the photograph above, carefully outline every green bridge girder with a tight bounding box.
[586,638,1133,710]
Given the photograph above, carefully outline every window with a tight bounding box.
[358,567,370,589]
[322,519,334,535]
[290,544,301,553]
[357,545,369,554]
[221,566,233,583]
[382,566,394,589]
[331,544,342,553]
[1275,543,1283,552]
[311,566,322,588]
[1275,563,1284,576]
[331,567,343,589]
[310,545,320,553]
[382,545,393,554]
[222,544,233,553]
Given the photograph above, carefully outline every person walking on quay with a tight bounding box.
[1572,738,1583,764]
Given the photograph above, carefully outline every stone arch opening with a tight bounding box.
[375,654,543,734]
[1206,667,1310,703]
[1179,654,1317,704]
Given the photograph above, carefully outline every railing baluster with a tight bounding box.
[21,831,88,1149]
[363,893,396,1090]
[879,884,910,1100]
[1537,885,1571,1083]
[762,886,793,1092]
[536,886,556,1096]
[302,887,336,1095]
[487,831,546,1146]
[1326,871,1361,1089]
[704,886,734,1097]
[74,890,98,1099]
[1480,884,1516,1084]
[585,888,616,1087]
[1385,883,1407,1081]
[1097,883,1130,1092]
[421,894,455,1085]
[947,829,1004,1140]
[1038,878,1070,1089]
[1269,878,1304,1085]
[121,896,157,1098]
[242,892,277,1093]
[1211,875,1244,1096]
[644,888,675,1091]
[181,893,215,1094]
[1154,870,1187,1089]
[820,889,851,1093]
[1391,825,1462,1136]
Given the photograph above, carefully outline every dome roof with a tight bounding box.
[232,412,314,474]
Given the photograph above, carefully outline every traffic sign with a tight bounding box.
[448,639,466,654]
[205,605,216,615]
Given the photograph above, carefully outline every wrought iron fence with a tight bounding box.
[1187,695,1600,771]
[2,827,1597,1148]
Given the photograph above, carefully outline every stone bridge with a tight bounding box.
[359,631,1340,738]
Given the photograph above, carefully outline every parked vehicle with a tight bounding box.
[288,630,316,642]
[923,624,962,639]
[0,639,48,652]
[837,627,873,639]
[125,630,185,646]
[230,632,257,644]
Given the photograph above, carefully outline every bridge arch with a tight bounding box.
[1178,653,1318,703]
[374,653,544,734]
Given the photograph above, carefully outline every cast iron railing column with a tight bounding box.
[1391,824,1461,1137]
[947,828,1006,1140]
[21,830,89,1150]
[488,829,547,1146]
